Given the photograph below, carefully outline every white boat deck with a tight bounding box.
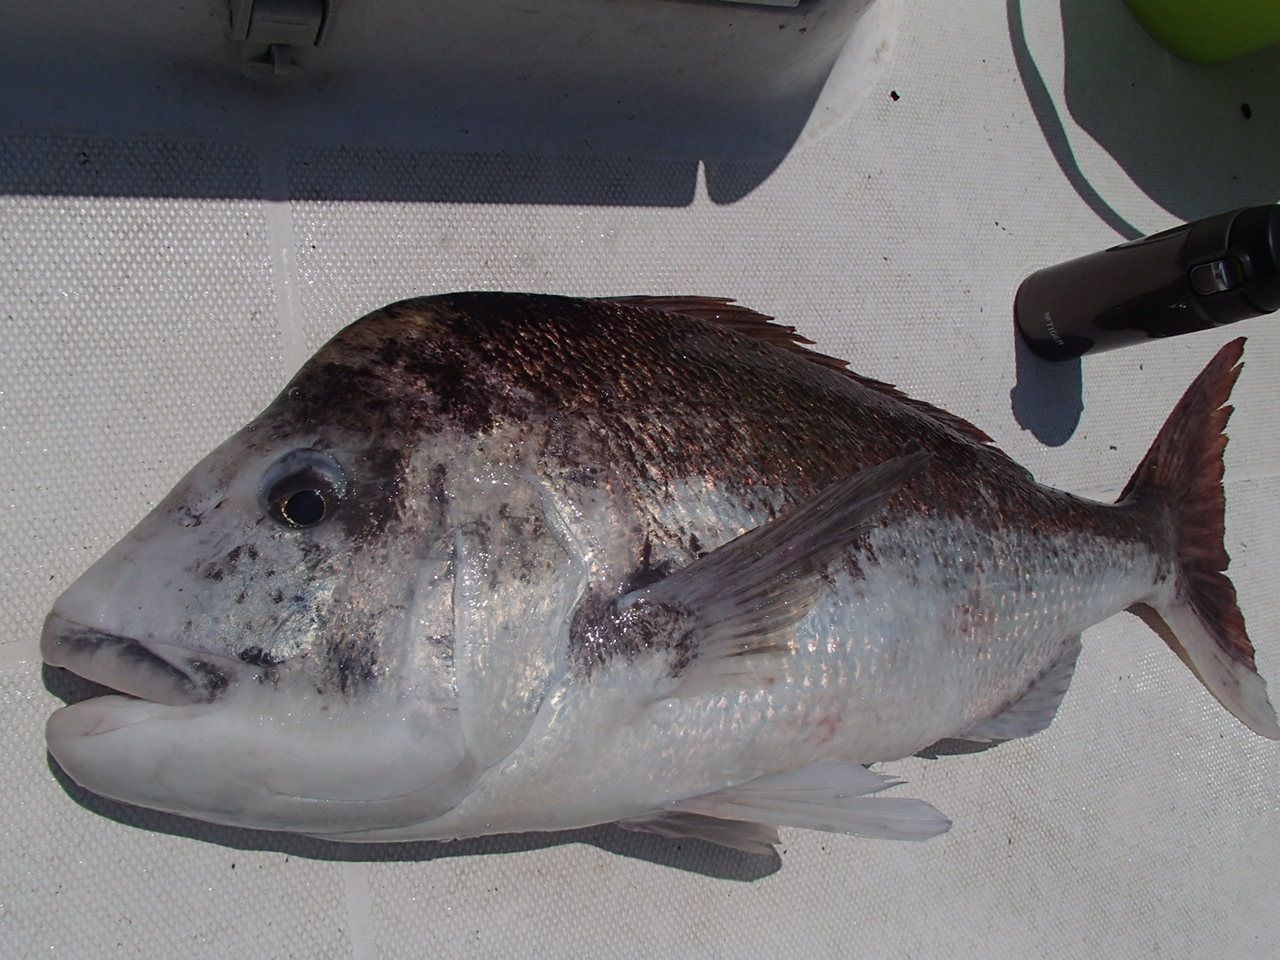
[2,2,1277,956]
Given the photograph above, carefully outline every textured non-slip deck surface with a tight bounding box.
[2,2,1278,957]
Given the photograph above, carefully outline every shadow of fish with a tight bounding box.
[40,293,1276,855]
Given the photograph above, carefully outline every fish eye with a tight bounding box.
[272,484,329,528]
[260,450,346,530]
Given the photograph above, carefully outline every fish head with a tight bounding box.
[42,309,479,837]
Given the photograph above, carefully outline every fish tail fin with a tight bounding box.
[1120,337,1279,738]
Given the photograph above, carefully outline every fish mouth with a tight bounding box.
[41,612,233,708]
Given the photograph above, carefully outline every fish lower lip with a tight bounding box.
[47,694,198,739]
[41,612,208,706]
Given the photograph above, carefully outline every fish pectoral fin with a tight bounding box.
[617,812,781,855]
[668,761,952,842]
[614,448,928,697]
[954,634,1082,743]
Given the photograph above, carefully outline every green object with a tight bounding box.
[1125,0,1280,63]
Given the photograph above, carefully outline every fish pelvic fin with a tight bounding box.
[1121,337,1279,739]
[667,761,951,843]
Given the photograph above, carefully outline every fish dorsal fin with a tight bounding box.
[604,295,998,447]
[955,634,1082,743]
[669,761,952,843]
[572,449,928,695]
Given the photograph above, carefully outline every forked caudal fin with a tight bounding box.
[1121,337,1280,738]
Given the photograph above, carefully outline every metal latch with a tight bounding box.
[230,0,339,80]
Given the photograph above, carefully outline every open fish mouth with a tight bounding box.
[41,612,234,708]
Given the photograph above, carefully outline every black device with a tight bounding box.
[1015,204,1280,361]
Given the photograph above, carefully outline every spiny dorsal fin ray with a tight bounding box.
[603,295,1000,448]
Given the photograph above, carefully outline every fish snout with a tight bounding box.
[41,612,232,705]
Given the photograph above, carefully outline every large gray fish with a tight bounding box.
[41,293,1277,853]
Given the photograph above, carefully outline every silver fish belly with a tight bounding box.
[40,293,1277,854]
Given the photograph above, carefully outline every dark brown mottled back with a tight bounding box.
[290,292,1153,564]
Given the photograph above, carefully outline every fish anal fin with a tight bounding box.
[617,812,780,855]
[954,634,1082,743]
[669,761,951,843]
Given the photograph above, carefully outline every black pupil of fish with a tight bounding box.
[281,488,326,527]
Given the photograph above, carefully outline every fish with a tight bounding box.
[40,292,1277,854]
